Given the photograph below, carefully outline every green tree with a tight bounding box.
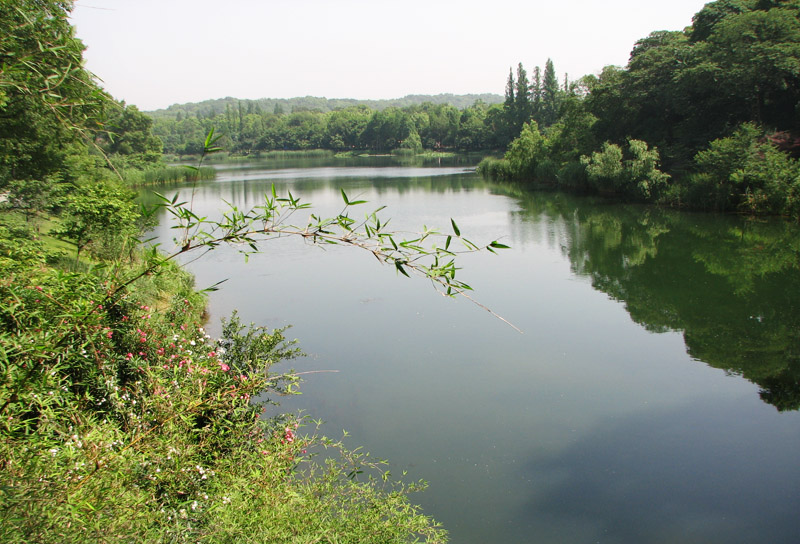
[504,121,548,180]
[692,123,800,214]
[691,0,756,42]
[456,102,491,150]
[325,106,371,149]
[513,63,532,133]
[705,7,800,128]
[0,0,106,185]
[504,68,515,109]
[51,181,139,262]
[530,65,543,126]
[96,102,163,168]
[582,139,669,200]
[541,59,561,127]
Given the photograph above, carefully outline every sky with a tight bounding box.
[69,0,712,111]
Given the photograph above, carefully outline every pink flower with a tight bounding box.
[219,362,230,372]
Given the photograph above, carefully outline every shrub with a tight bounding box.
[504,122,548,181]
[581,139,669,201]
[0,266,447,542]
[477,157,514,181]
[690,123,800,216]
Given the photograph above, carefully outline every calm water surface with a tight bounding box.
[149,157,800,543]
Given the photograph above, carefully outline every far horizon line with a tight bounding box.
[142,92,504,112]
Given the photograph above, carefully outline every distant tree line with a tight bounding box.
[150,99,517,155]
[149,93,503,120]
[148,75,575,156]
[480,0,800,218]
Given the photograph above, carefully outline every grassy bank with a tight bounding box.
[0,212,447,542]
[122,165,217,187]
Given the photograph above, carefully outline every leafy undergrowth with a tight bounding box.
[0,255,446,542]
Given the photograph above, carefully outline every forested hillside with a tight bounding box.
[479,0,800,218]
[149,97,512,155]
[145,76,574,156]
[149,93,503,119]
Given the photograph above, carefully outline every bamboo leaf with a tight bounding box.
[451,218,461,237]
[395,261,410,278]
[204,128,215,149]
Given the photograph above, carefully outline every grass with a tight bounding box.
[122,166,216,187]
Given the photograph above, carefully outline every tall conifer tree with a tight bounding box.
[514,63,532,131]
[531,66,543,126]
[504,68,516,108]
[542,58,560,127]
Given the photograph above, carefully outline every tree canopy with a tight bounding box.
[479,0,800,218]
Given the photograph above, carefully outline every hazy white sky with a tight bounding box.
[70,0,711,111]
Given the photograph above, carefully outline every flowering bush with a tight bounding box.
[0,263,446,542]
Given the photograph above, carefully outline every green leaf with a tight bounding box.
[204,127,216,149]
[489,241,510,249]
[395,261,410,278]
[451,218,461,237]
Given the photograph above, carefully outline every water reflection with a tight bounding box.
[502,187,800,411]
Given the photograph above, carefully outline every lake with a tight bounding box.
[148,156,800,543]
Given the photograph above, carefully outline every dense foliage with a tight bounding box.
[146,63,571,156]
[479,0,800,218]
[0,249,447,542]
[150,93,503,120]
[151,100,507,155]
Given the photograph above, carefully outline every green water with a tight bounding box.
[148,156,800,543]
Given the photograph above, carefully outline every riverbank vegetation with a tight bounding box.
[478,0,800,218]
[150,100,507,155]
[1,1,451,541]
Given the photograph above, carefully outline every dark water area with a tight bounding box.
[146,156,800,543]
